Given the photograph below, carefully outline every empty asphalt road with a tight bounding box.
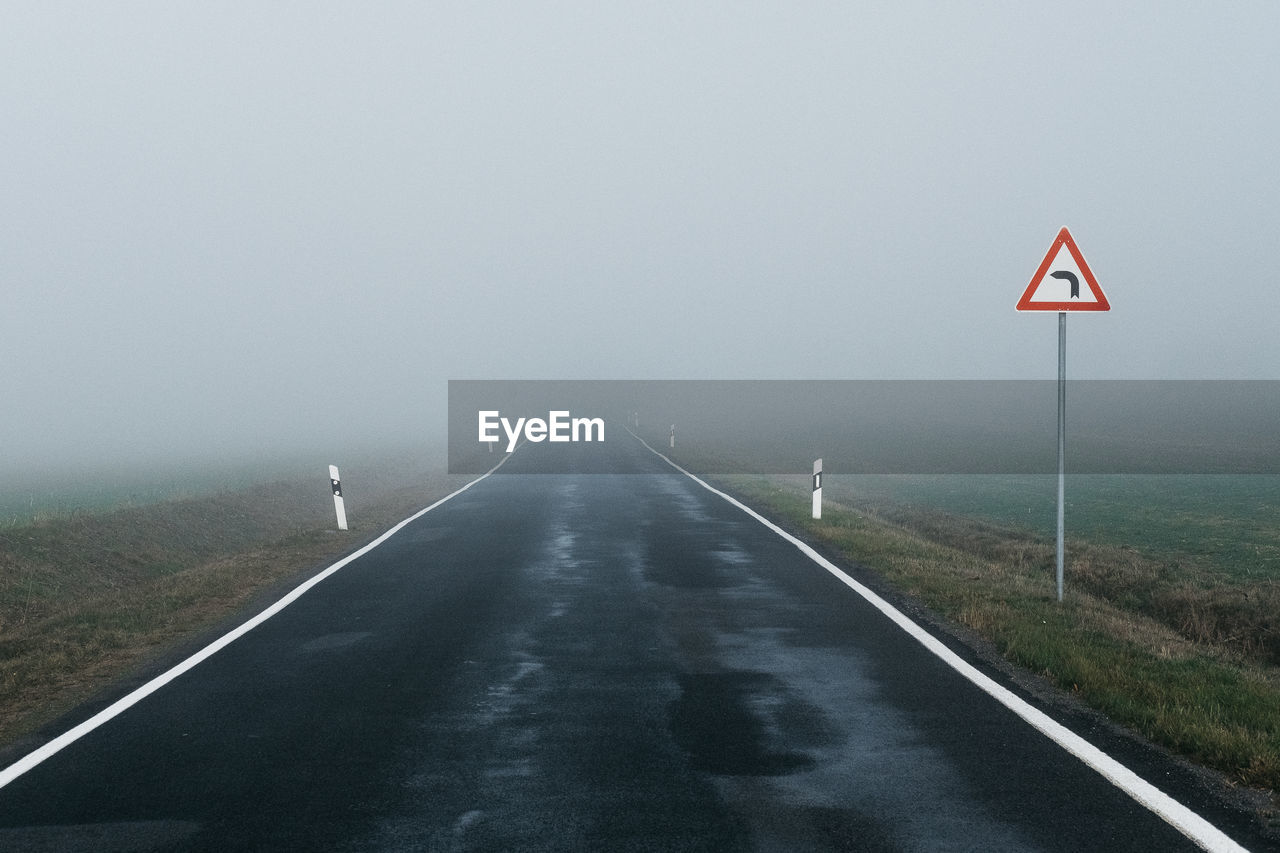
[0,433,1264,851]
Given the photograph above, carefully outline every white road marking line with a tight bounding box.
[0,453,515,791]
[631,431,1248,853]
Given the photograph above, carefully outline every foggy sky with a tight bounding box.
[4,2,1278,470]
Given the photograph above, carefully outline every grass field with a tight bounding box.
[846,473,1280,584]
[0,452,405,528]
[0,452,470,756]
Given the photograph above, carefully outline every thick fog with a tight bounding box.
[3,3,1278,474]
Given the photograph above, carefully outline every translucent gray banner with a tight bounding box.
[447,380,1280,475]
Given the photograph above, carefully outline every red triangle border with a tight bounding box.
[1016,227,1110,312]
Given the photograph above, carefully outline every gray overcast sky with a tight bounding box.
[3,2,1278,469]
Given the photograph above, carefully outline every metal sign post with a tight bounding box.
[1017,227,1109,602]
[1057,313,1066,601]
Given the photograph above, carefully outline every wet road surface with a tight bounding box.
[0,435,1261,850]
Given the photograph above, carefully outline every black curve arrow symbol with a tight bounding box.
[1051,270,1080,298]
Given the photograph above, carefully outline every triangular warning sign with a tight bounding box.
[1016,227,1110,312]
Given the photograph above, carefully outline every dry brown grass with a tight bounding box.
[0,467,469,751]
[840,490,1280,668]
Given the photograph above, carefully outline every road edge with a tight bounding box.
[630,429,1249,853]
[0,453,515,791]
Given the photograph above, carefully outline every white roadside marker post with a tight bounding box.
[329,465,348,531]
[812,458,822,519]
